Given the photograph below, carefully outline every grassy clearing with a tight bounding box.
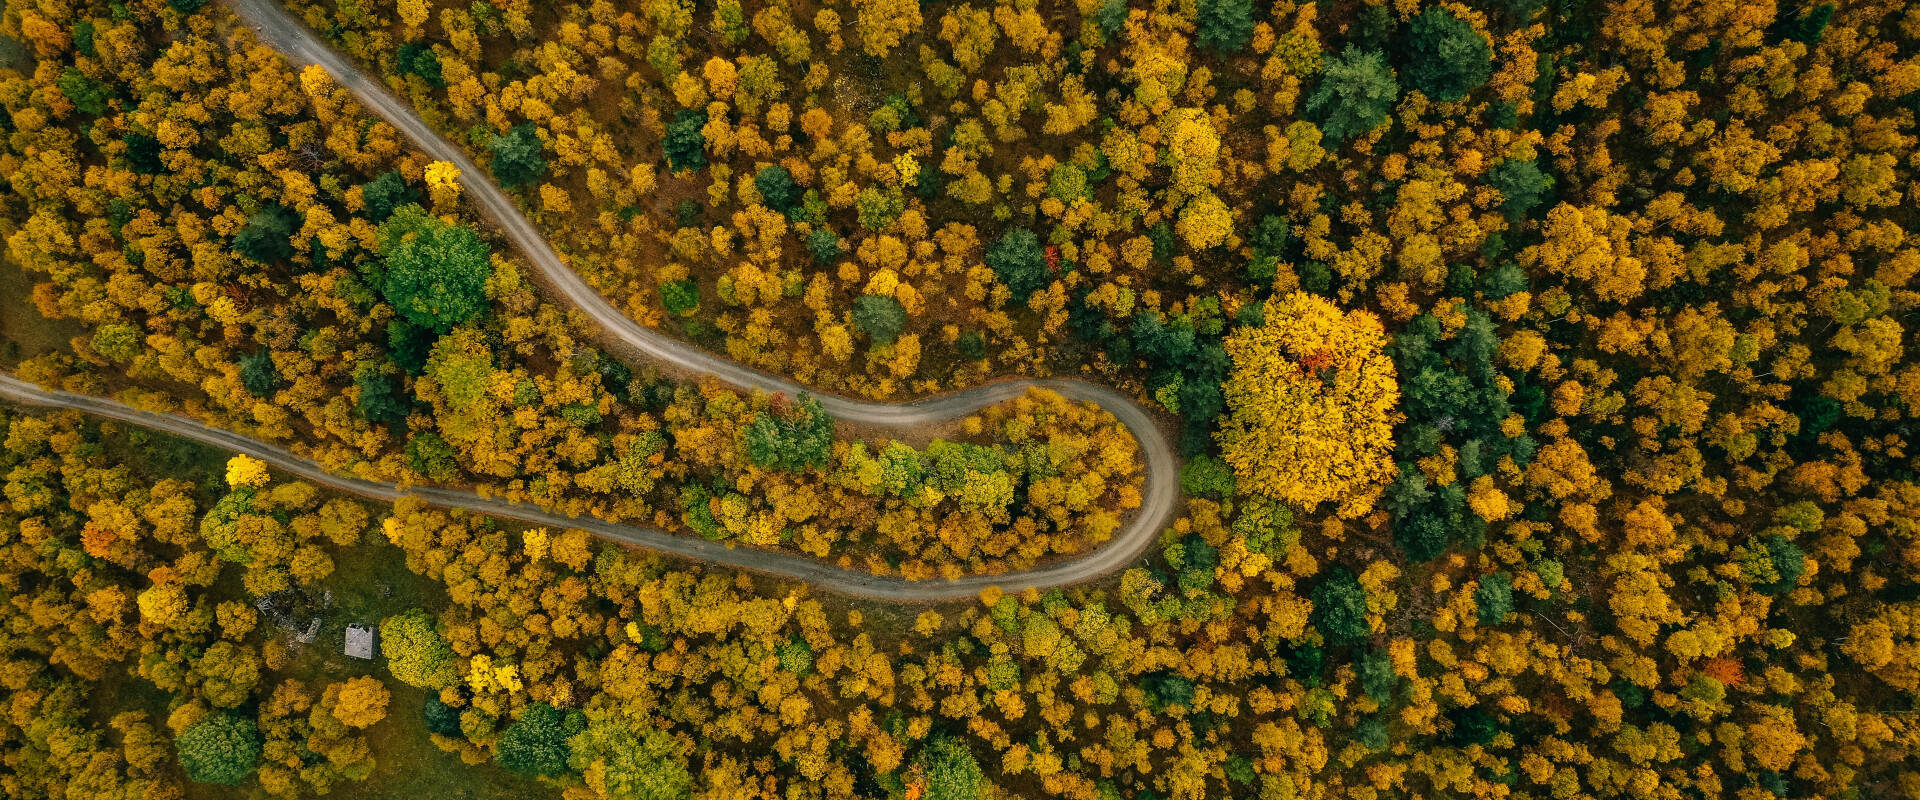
[0,256,84,372]
[68,420,560,799]
[225,537,559,800]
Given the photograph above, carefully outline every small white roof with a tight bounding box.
[344,624,376,660]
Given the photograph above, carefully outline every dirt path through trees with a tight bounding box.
[0,0,1185,599]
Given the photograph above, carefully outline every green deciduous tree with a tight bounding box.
[91,323,141,361]
[660,280,699,316]
[377,205,493,333]
[199,488,259,564]
[405,431,460,481]
[57,67,110,115]
[569,718,692,800]
[1179,455,1236,498]
[176,713,262,786]
[918,736,985,800]
[496,702,574,777]
[380,609,459,689]
[855,187,904,231]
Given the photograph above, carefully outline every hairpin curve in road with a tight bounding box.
[0,0,1186,600]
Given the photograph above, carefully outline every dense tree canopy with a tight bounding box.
[744,396,834,472]
[1218,293,1400,517]
[9,1,1920,799]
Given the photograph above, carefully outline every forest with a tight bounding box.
[0,0,1919,796]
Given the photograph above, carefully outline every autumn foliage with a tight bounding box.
[1218,293,1400,517]
[7,0,1920,798]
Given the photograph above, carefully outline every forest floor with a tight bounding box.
[0,255,84,372]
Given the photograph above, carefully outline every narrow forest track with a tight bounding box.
[0,0,1184,600]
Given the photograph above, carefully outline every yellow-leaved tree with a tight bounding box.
[1217,293,1401,517]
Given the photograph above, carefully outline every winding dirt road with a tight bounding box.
[0,0,1183,599]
